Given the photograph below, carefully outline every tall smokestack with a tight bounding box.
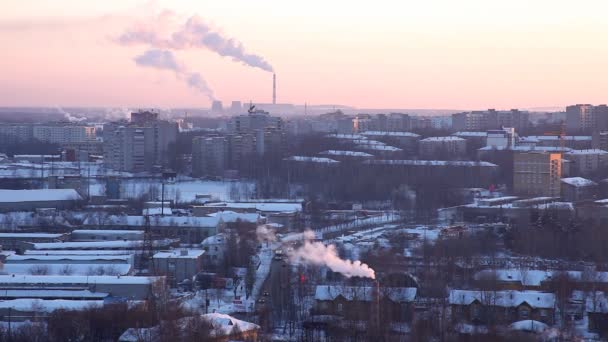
[272,73,276,105]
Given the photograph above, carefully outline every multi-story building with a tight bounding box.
[0,124,34,145]
[227,133,256,169]
[418,136,467,158]
[513,152,562,197]
[227,108,283,134]
[592,130,608,151]
[565,104,608,133]
[32,124,96,144]
[486,128,516,149]
[192,136,228,177]
[452,109,529,132]
[103,111,177,172]
[387,113,411,131]
[563,149,608,176]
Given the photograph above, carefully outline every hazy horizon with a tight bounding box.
[2,0,608,109]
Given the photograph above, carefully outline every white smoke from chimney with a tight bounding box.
[256,224,277,243]
[118,10,273,72]
[134,49,215,101]
[56,107,86,122]
[288,230,376,279]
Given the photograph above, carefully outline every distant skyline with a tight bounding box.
[2,0,608,109]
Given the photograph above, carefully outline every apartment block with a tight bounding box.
[418,136,467,158]
[513,152,562,197]
[192,136,228,177]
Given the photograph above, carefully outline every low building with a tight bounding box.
[563,149,608,176]
[0,232,68,250]
[560,177,598,202]
[419,136,467,158]
[152,249,204,286]
[70,230,144,242]
[201,234,225,266]
[0,189,83,212]
[313,285,417,323]
[449,289,555,326]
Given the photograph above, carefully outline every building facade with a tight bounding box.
[513,152,562,197]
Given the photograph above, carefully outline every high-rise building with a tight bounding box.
[513,152,562,197]
[452,109,529,132]
[192,136,228,177]
[0,124,34,145]
[32,124,96,144]
[566,104,594,132]
[103,112,178,172]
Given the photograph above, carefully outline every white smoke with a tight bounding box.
[118,10,273,72]
[134,49,215,101]
[287,230,376,279]
[56,107,86,122]
[104,107,131,120]
[256,224,277,243]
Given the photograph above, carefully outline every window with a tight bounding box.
[519,307,530,319]
[337,303,343,313]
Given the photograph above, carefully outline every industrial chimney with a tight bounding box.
[272,73,276,105]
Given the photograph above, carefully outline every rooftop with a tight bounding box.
[361,131,420,138]
[0,189,82,203]
[153,249,205,259]
[449,289,555,309]
[560,177,597,187]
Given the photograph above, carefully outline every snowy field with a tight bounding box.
[119,179,255,204]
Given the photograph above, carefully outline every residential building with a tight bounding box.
[33,124,96,144]
[592,130,608,151]
[192,136,228,177]
[153,249,204,286]
[566,104,594,132]
[418,136,467,158]
[513,152,562,197]
[449,290,556,325]
[486,128,516,149]
[560,177,598,202]
[452,109,529,132]
[0,124,34,145]
[563,149,608,176]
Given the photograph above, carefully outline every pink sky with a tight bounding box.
[1,0,608,109]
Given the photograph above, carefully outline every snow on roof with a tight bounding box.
[314,286,416,302]
[560,177,597,187]
[453,132,488,137]
[142,207,172,216]
[29,239,175,250]
[361,131,420,138]
[509,320,548,333]
[25,250,134,256]
[524,135,591,141]
[205,202,303,213]
[319,150,374,157]
[326,133,367,140]
[0,274,152,285]
[420,136,465,142]
[153,249,204,259]
[0,233,64,239]
[82,215,222,228]
[284,156,339,163]
[203,313,260,335]
[355,144,402,152]
[565,149,608,155]
[478,146,572,152]
[2,263,132,276]
[0,289,108,299]
[0,189,82,203]
[207,211,260,222]
[201,234,224,246]
[474,269,608,287]
[365,160,498,167]
[0,299,103,313]
[71,230,145,236]
[6,254,132,262]
[448,289,555,309]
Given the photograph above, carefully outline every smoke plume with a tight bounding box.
[134,49,215,101]
[119,11,273,72]
[256,224,277,243]
[288,231,376,279]
[56,107,86,122]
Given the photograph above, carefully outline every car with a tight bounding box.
[257,298,266,304]
[263,292,270,297]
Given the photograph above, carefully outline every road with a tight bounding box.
[256,254,291,328]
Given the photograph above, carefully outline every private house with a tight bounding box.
[313,285,417,323]
[449,290,556,326]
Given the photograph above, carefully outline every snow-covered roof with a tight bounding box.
[523,135,591,141]
[71,230,145,236]
[1,263,132,276]
[25,250,134,256]
[0,233,64,239]
[0,189,82,203]
[203,313,260,335]
[28,239,175,250]
[204,202,303,213]
[355,144,402,152]
[448,289,555,309]
[6,254,132,262]
[453,132,488,137]
[201,234,224,246]
[82,215,222,228]
[153,249,204,259]
[0,299,103,312]
[565,149,608,155]
[474,269,608,287]
[509,320,548,333]
[284,156,339,163]
[478,146,572,152]
[361,131,420,138]
[142,207,172,216]
[560,177,597,187]
[0,289,108,299]
[0,274,152,285]
[365,160,498,167]
[207,211,260,222]
[326,133,366,140]
[314,286,416,302]
[420,136,465,142]
[319,150,374,157]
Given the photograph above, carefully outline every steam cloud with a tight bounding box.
[256,225,277,243]
[56,107,86,122]
[119,11,274,72]
[288,230,376,279]
[134,49,215,101]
